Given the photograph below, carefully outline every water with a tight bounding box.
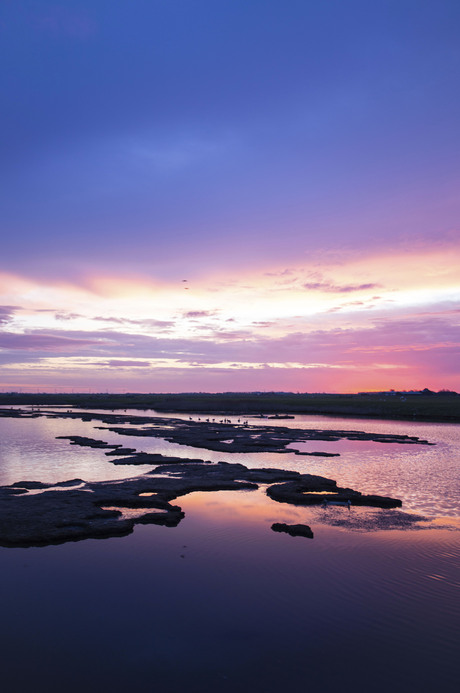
[0,410,459,692]
[1,408,459,516]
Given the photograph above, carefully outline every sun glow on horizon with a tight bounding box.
[1,241,459,393]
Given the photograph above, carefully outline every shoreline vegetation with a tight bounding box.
[0,391,459,423]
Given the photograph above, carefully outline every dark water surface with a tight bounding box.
[0,411,459,692]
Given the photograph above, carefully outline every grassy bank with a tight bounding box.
[0,391,459,423]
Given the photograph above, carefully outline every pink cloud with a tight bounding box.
[0,306,20,325]
[55,312,84,321]
[0,332,104,352]
[303,281,380,293]
[0,307,458,394]
[182,310,217,319]
[93,360,151,368]
[93,316,174,330]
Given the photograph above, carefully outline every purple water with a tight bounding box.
[0,411,458,692]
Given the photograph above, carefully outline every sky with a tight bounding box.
[1,0,459,393]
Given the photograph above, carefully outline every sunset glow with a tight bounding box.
[1,1,459,393]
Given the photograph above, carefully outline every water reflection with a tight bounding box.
[3,487,456,692]
[0,412,459,691]
[0,416,152,485]
[1,408,458,518]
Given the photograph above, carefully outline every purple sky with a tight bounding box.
[1,1,459,392]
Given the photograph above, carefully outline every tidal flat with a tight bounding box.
[0,406,459,692]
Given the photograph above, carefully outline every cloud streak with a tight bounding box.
[0,306,20,325]
[303,282,380,293]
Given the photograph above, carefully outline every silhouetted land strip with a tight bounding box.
[1,391,459,422]
[0,408,434,455]
[0,458,405,547]
[272,523,314,538]
[96,417,433,455]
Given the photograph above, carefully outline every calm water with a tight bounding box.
[1,407,459,516]
[0,410,459,692]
